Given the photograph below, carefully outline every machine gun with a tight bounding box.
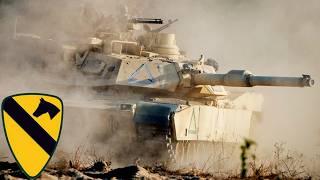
[128,18,178,32]
[129,18,163,24]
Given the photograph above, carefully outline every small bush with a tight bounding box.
[240,138,256,178]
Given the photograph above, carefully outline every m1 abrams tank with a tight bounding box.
[58,16,314,165]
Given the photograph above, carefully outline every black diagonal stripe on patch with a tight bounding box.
[2,97,57,155]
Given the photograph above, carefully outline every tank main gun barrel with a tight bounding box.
[193,70,314,87]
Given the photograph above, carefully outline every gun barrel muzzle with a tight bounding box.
[249,75,314,87]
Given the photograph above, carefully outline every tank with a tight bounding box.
[15,14,314,164]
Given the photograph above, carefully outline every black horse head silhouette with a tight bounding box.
[33,98,60,120]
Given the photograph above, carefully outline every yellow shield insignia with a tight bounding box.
[1,93,63,178]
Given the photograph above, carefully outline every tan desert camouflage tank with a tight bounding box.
[56,14,315,164]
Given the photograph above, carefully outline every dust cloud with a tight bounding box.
[0,0,319,174]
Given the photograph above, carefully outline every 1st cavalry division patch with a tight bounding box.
[1,93,63,178]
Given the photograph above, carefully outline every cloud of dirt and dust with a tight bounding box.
[0,0,319,176]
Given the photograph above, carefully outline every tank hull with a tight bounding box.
[133,101,253,167]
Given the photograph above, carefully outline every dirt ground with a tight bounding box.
[0,160,312,180]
